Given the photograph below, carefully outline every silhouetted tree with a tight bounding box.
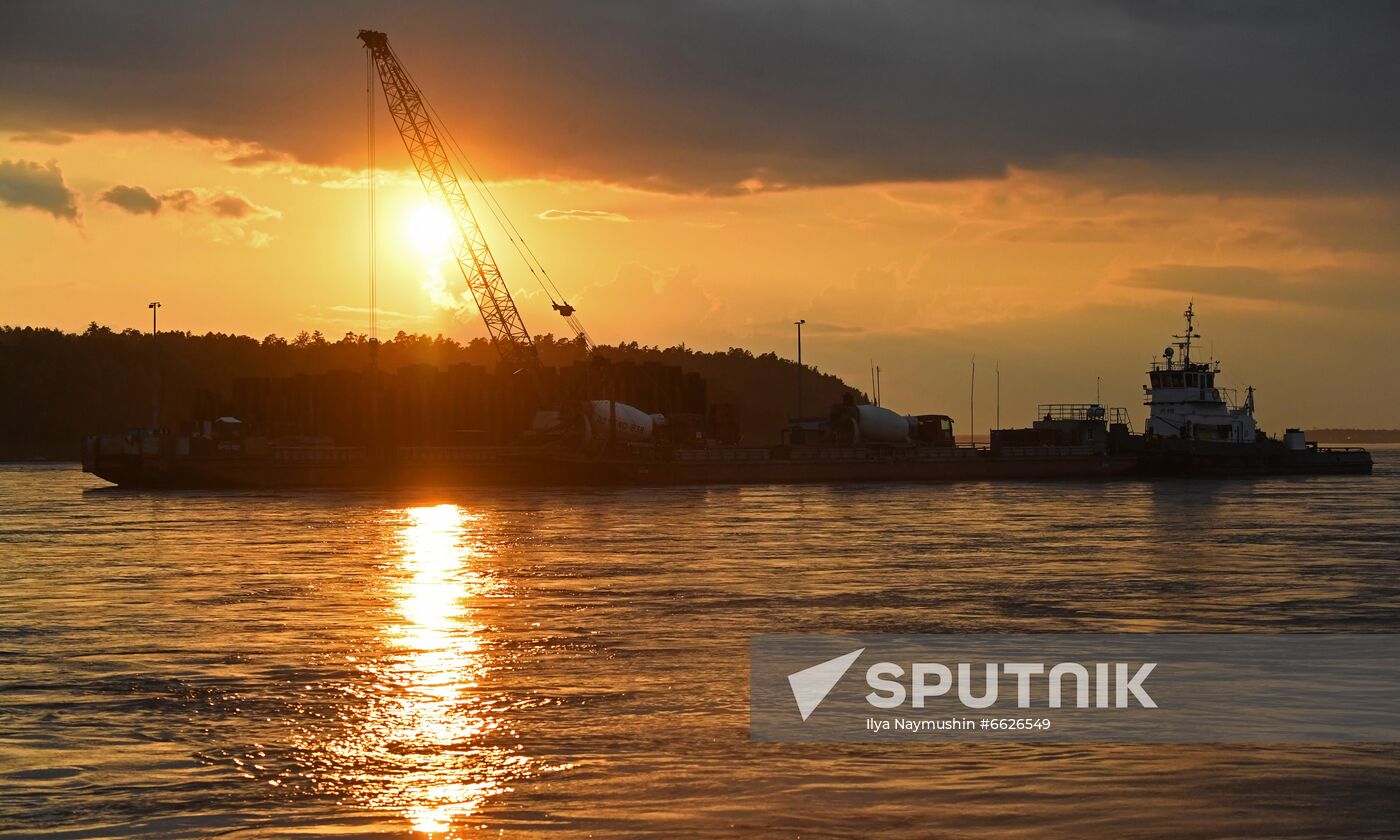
[0,324,859,458]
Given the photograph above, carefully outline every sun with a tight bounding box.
[405,202,455,261]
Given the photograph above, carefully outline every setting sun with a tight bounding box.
[405,202,455,261]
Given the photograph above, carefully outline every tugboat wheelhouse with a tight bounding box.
[1143,302,1258,444]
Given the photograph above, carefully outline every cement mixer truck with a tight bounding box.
[581,400,663,443]
[530,399,665,445]
[828,394,956,446]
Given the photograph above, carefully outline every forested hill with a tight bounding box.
[0,324,860,459]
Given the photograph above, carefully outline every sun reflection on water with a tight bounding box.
[312,503,538,836]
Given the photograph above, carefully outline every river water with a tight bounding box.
[2,454,1398,838]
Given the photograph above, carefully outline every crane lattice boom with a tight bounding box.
[359,29,538,372]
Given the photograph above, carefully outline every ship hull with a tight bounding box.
[83,442,1139,489]
[83,435,1372,489]
[1133,437,1373,477]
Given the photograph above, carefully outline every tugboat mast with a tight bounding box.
[1172,301,1200,367]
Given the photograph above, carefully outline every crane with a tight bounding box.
[358,29,588,375]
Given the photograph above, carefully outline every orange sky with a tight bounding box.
[2,5,1398,430]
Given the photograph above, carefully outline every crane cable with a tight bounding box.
[398,54,562,303]
[365,50,378,344]
[390,49,578,314]
[449,125,570,304]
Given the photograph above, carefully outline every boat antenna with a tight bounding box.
[1173,301,1199,366]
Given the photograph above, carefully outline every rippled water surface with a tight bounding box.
[3,454,1399,838]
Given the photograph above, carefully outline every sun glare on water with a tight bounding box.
[292,502,566,835]
[406,202,456,261]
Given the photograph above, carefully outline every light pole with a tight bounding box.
[794,319,805,422]
[148,301,161,431]
[970,355,976,448]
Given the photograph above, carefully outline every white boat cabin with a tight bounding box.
[1143,303,1258,443]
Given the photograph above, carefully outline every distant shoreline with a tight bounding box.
[1307,429,1400,443]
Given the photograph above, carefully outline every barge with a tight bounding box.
[82,412,1137,489]
[82,304,1371,488]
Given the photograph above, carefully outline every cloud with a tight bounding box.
[93,183,278,221]
[329,304,431,321]
[9,130,73,145]
[210,194,257,218]
[99,184,162,214]
[180,189,281,247]
[806,266,930,334]
[314,304,436,329]
[1117,263,1400,312]
[317,170,416,190]
[0,159,79,221]
[537,208,631,222]
[759,320,863,336]
[1120,265,1285,302]
[1,2,1397,193]
[159,191,201,213]
[578,263,726,337]
[420,261,476,318]
[222,148,291,168]
[89,182,279,246]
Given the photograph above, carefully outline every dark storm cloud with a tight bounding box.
[0,159,79,220]
[99,184,162,214]
[1,1,1397,192]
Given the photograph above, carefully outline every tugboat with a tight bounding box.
[1136,303,1372,476]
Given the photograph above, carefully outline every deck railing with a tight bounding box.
[1034,404,1133,430]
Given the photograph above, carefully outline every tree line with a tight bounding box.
[0,324,858,458]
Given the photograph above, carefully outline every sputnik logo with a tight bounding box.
[787,648,865,720]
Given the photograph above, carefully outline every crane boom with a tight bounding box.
[358,29,539,372]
